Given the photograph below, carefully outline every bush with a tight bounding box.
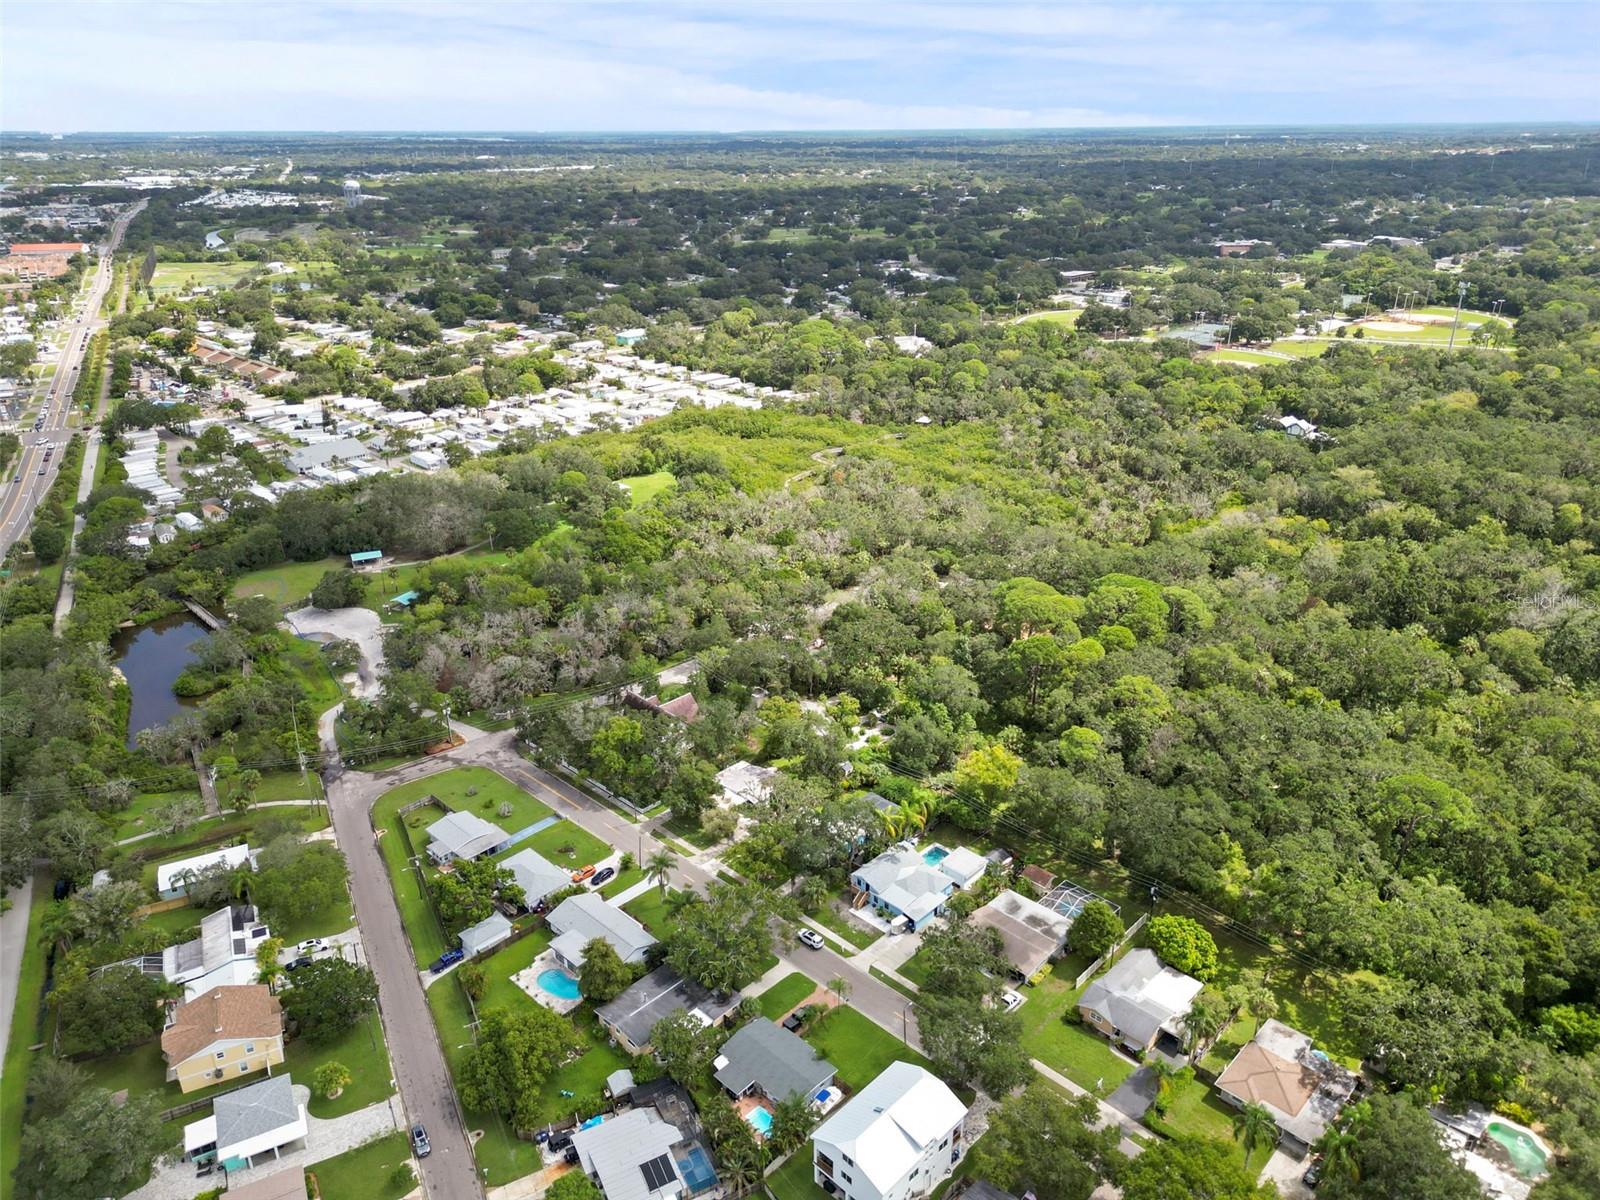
[389,1164,416,1192]
[1071,900,1124,958]
[1146,914,1219,980]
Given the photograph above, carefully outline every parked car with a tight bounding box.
[781,1012,805,1033]
[570,865,596,883]
[1302,1158,1323,1188]
[430,947,465,973]
[411,1124,431,1158]
[284,956,313,971]
[796,928,826,951]
[1000,989,1025,1013]
[589,867,616,888]
[296,938,327,954]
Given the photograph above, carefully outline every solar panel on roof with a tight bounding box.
[640,1153,676,1190]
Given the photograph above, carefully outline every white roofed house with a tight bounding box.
[156,843,254,900]
[1077,948,1203,1058]
[571,1107,688,1200]
[546,893,657,972]
[714,760,780,808]
[501,847,570,911]
[134,905,272,1001]
[425,809,507,864]
[811,1062,969,1200]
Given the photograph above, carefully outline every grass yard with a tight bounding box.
[515,819,611,872]
[395,766,554,835]
[1014,965,1136,1096]
[130,807,329,884]
[372,793,452,967]
[1264,339,1333,358]
[112,790,204,841]
[271,631,344,717]
[286,1011,394,1119]
[1148,1072,1274,1175]
[808,900,882,951]
[1017,308,1083,328]
[309,1131,416,1200]
[150,260,258,295]
[232,557,343,608]
[617,471,676,506]
[757,971,819,1021]
[1207,349,1286,366]
[138,904,203,941]
[621,887,678,938]
[0,876,53,1197]
[768,1146,831,1200]
[662,813,722,850]
[598,865,644,899]
[802,1006,930,1093]
[248,768,324,804]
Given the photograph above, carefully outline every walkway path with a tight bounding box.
[0,871,39,1062]
[1031,1059,1147,1157]
[125,1087,401,1200]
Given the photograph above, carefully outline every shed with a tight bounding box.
[349,549,383,565]
[459,911,513,959]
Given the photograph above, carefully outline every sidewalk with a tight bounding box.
[1030,1058,1148,1157]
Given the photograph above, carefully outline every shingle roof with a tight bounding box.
[969,890,1073,977]
[502,848,569,906]
[1077,948,1202,1046]
[426,810,506,860]
[713,1019,835,1102]
[458,911,512,958]
[213,1075,300,1153]
[571,1108,685,1200]
[221,1167,306,1200]
[161,985,282,1064]
[596,966,742,1049]
[547,893,656,963]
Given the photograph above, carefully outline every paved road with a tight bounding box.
[0,199,145,556]
[323,743,484,1200]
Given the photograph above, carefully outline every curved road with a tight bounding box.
[0,199,145,557]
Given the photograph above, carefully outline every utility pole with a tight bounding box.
[1447,281,1469,350]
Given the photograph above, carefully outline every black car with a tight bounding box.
[590,867,616,888]
[1302,1157,1323,1188]
[412,1124,431,1158]
[782,1012,804,1033]
[284,955,313,971]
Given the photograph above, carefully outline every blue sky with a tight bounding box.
[3,1,1597,132]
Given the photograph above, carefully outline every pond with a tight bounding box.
[112,613,208,748]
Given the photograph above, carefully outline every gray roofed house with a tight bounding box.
[502,847,569,909]
[713,1018,835,1103]
[571,1107,687,1200]
[425,809,507,864]
[1077,948,1203,1056]
[154,904,271,1001]
[547,893,657,971]
[183,1074,308,1168]
[596,966,743,1056]
[969,889,1074,979]
[458,911,512,959]
[286,436,369,473]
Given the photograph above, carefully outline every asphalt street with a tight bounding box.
[0,199,145,557]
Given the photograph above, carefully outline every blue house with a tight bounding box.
[850,842,988,932]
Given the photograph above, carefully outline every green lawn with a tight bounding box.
[617,471,676,506]
[898,944,934,988]
[756,971,818,1021]
[112,790,204,841]
[768,1146,830,1200]
[287,1011,394,1119]
[231,557,343,608]
[1017,308,1082,328]
[1014,965,1136,1096]
[1148,1072,1274,1175]
[386,766,555,839]
[150,261,259,295]
[809,901,882,951]
[139,904,203,941]
[1264,339,1333,358]
[271,630,344,718]
[309,1131,416,1200]
[598,865,644,899]
[802,1006,930,1093]
[368,547,519,612]
[131,808,329,886]
[1207,349,1285,366]
[249,768,324,804]
[621,887,678,938]
[514,819,612,873]
[0,876,53,1198]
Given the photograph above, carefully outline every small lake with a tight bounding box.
[113,613,208,748]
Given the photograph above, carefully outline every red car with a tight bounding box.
[570,864,596,883]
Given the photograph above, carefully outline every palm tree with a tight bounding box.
[1180,990,1230,1057]
[1233,1101,1278,1163]
[769,1093,816,1154]
[718,1137,765,1197]
[828,975,852,1008]
[1145,1058,1182,1113]
[1314,1126,1361,1184]
[38,902,83,958]
[644,849,676,896]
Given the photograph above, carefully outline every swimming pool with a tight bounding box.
[744,1106,774,1136]
[1486,1121,1549,1178]
[537,968,582,1001]
[922,845,950,867]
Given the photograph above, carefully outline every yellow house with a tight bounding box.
[161,984,284,1093]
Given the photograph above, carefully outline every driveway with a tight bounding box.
[287,606,386,698]
[1105,1066,1159,1121]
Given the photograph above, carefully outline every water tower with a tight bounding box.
[342,179,361,209]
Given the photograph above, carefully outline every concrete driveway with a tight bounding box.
[286,606,386,698]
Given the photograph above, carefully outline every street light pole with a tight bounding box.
[1447,281,1469,350]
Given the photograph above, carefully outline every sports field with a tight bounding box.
[149,261,258,295]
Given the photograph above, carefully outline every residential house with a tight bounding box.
[850,842,988,932]
[156,843,253,900]
[968,890,1074,980]
[812,1062,968,1200]
[1077,948,1203,1057]
[138,905,272,1001]
[502,847,570,911]
[547,893,656,971]
[161,984,284,1092]
[221,1167,306,1200]
[713,1018,835,1105]
[571,1106,689,1200]
[184,1074,308,1171]
[1275,415,1324,440]
[425,809,507,864]
[1214,1019,1359,1157]
[714,761,780,808]
[458,911,513,959]
[597,966,742,1056]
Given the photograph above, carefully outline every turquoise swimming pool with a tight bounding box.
[1486,1121,1548,1178]
[537,968,582,1000]
[745,1106,774,1136]
[922,845,950,867]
